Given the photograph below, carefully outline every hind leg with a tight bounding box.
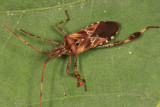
[95,26,159,48]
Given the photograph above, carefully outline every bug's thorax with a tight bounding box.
[61,36,77,55]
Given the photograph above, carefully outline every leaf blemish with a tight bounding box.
[129,51,132,54]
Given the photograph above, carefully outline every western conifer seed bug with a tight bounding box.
[3,10,159,107]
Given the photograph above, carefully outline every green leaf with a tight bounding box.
[0,0,160,107]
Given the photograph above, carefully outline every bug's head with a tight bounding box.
[48,47,66,58]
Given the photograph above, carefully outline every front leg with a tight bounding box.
[20,29,60,45]
[56,10,70,36]
[3,24,51,55]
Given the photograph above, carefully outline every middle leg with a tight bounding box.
[66,55,87,91]
[74,55,87,91]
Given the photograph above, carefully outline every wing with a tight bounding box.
[69,22,100,39]
[68,21,120,54]
[91,21,120,40]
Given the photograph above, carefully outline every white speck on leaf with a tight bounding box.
[6,11,10,15]
[129,51,132,54]
[117,95,121,97]
[81,2,84,8]
[104,10,107,13]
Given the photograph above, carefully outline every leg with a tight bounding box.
[74,55,80,87]
[66,55,75,76]
[40,58,51,107]
[66,55,87,91]
[20,29,60,45]
[95,26,160,48]
[56,10,70,36]
[74,55,87,91]
[3,24,50,55]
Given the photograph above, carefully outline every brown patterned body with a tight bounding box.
[64,21,120,55]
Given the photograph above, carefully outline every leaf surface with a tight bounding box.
[0,0,160,107]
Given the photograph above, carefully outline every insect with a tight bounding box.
[3,10,159,107]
